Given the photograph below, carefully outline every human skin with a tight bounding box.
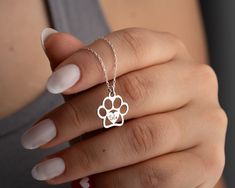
[0,0,207,117]
[0,0,50,118]
[21,28,227,187]
[0,0,226,187]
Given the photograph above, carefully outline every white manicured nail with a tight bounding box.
[47,64,80,94]
[31,158,65,181]
[21,119,56,149]
[41,27,58,50]
[80,177,91,188]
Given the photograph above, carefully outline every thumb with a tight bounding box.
[41,28,83,70]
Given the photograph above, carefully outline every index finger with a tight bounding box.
[46,28,188,94]
[41,28,83,70]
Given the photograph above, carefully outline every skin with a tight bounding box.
[0,0,50,118]
[0,0,226,187]
[36,28,227,187]
[100,0,208,65]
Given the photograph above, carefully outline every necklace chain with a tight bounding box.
[87,37,118,96]
[87,37,129,128]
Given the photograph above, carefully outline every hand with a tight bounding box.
[21,28,227,188]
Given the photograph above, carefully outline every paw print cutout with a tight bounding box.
[97,94,129,128]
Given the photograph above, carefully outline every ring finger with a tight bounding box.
[31,104,214,184]
[91,149,206,188]
[46,28,189,95]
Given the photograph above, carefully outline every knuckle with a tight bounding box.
[117,73,151,105]
[215,151,226,173]
[201,109,227,181]
[206,108,228,136]
[116,28,146,63]
[154,114,180,149]
[161,32,188,52]
[127,114,180,155]
[196,64,218,91]
[214,108,228,128]
[206,147,225,180]
[140,163,175,188]
[122,29,139,54]
[140,165,160,188]
[77,147,94,171]
[110,173,122,188]
[66,101,83,132]
[78,48,105,81]
[215,151,226,175]
[127,121,155,154]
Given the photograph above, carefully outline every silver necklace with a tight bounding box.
[86,38,129,128]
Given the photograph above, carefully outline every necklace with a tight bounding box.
[86,38,129,128]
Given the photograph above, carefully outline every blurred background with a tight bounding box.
[200,1,235,187]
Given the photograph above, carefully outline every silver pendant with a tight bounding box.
[97,94,129,128]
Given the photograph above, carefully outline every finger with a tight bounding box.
[21,60,192,148]
[92,150,205,188]
[37,106,221,184]
[41,28,83,70]
[21,63,215,149]
[46,28,190,94]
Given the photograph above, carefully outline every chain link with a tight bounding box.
[86,37,118,95]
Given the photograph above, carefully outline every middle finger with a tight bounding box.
[21,61,198,149]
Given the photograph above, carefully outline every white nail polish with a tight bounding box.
[31,158,65,181]
[47,64,80,94]
[80,177,90,188]
[41,27,58,50]
[21,119,56,149]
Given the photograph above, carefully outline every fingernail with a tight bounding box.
[47,64,80,94]
[72,177,94,188]
[21,119,56,149]
[41,27,58,50]
[31,158,65,181]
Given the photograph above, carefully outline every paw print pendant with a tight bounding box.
[97,94,129,128]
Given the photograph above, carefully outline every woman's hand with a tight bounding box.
[21,28,227,188]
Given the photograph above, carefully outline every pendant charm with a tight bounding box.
[97,94,129,128]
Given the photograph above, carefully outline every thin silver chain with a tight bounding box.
[86,37,118,96]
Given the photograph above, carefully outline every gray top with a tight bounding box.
[46,0,110,44]
[0,0,234,187]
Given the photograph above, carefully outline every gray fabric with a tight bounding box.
[0,92,69,188]
[0,0,109,187]
[46,0,110,44]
